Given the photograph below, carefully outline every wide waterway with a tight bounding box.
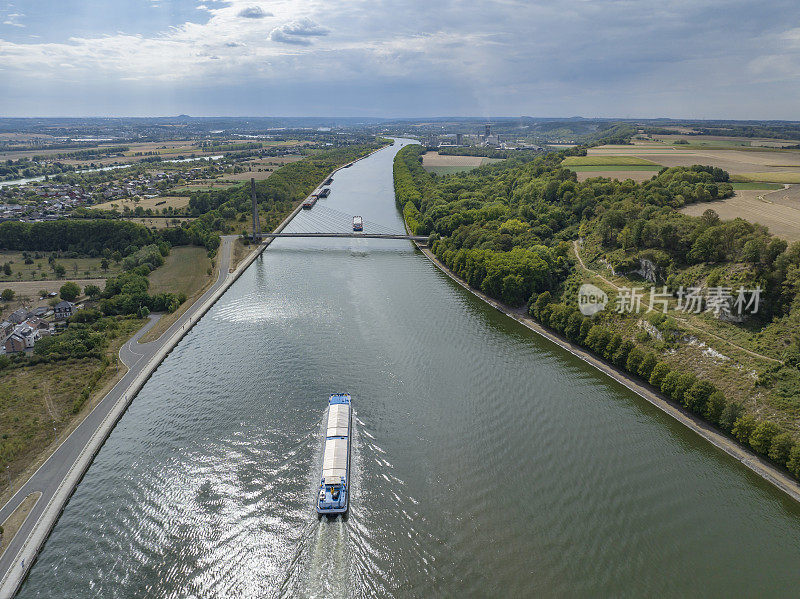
[18,140,800,598]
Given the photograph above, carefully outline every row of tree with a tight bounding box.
[529,293,800,479]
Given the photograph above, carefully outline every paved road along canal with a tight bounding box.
[17,140,800,597]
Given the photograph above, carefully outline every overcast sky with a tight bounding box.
[1,0,799,119]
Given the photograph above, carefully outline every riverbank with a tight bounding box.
[413,241,800,505]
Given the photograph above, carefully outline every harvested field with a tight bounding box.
[731,182,785,190]
[421,152,502,174]
[422,152,484,167]
[754,184,800,208]
[93,195,190,212]
[681,190,800,242]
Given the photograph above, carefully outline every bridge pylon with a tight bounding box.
[250,178,262,242]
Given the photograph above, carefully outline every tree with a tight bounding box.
[683,380,716,415]
[732,415,757,445]
[533,291,552,319]
[638,353,658,381]
[768,432,795,465]
[585,325,611,355]
[625,347,645,375]
[674,373,697,406]
[60,281,81,302]
[704,390,727,425]
[749,421,781,456]
[649,362,671,388]
[612,340,634,368]
[605,334,623,361]
[2,263,10,276]
[100,258,110,272]
[660,371,681,399]
[84,284,101,299]
[719,401,743,432]
[1,288,14,301]
[787,444,800,479]
[53,263,66,278]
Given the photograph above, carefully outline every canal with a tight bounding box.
[18,140,800,597]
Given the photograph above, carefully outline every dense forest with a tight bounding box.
[394,143,800,481]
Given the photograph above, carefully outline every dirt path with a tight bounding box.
[571,241,780,364]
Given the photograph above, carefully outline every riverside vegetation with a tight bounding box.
[394,142,800,482]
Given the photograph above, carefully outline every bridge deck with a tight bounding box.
[257,233,429,241]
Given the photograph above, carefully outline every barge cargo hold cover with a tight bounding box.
[317,394,352,516]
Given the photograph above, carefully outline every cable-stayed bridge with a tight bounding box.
[259,205,429,242]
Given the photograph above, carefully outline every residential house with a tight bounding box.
[4,333,26,354]
[26,316,51,335]
[8,307,30,324]
[53,301,75,321]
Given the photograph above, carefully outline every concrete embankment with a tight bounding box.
[0,155,358,598]
[413,242,800,506]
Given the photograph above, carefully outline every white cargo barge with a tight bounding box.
[317,393,352,516]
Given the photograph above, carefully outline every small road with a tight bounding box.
[0,235,235,590]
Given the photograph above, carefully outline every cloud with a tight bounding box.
[270,17,329,45]
[2,0,800,118]
[3,12,24,27]
[237,6,271,19]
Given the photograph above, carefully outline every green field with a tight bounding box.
[0,252,123,282]
[567,165,663,172]
[148,246,212,296]
[563,155,661,166]
[734,173,800,184]
[731,182,786,190]
[142,245,213,342]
